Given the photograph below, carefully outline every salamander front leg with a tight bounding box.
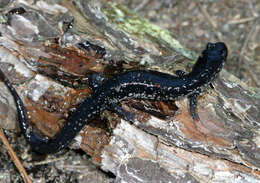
[188,90,201,121]
[175,70,186,77]
[89,73,105,91]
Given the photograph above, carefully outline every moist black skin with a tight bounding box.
[0,42,228,154]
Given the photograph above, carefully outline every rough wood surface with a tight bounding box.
[0,1,259,182]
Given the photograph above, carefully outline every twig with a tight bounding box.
[197,2,222,41]
[134,0,150,12]
[248,68,259,87]
[228,17,256,25]
[0,127,32,183]
[248,0,258,17]
[28,157,66,166]
[237,19,258,77]
[197,3,217,28]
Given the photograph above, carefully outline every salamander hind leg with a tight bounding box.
[108,103,135,123]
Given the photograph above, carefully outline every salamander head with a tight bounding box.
[204,42,227,72]
[191,42,228,78]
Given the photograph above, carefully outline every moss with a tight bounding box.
[102,3,198,61]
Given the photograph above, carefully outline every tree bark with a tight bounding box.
[0,1,259,182]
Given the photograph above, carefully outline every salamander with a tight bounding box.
[0,42,228,154]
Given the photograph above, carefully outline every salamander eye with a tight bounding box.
[206,43,215,50]
[221,49,227,58]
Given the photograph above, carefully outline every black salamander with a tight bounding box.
[0,42,228,154]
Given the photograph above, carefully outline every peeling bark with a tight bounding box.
[0,1,259,182]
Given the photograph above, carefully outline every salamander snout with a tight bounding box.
[206,42,228,60]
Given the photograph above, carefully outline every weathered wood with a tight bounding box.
[0,1,259,182]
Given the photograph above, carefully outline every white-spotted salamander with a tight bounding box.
[0,42,228,154]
